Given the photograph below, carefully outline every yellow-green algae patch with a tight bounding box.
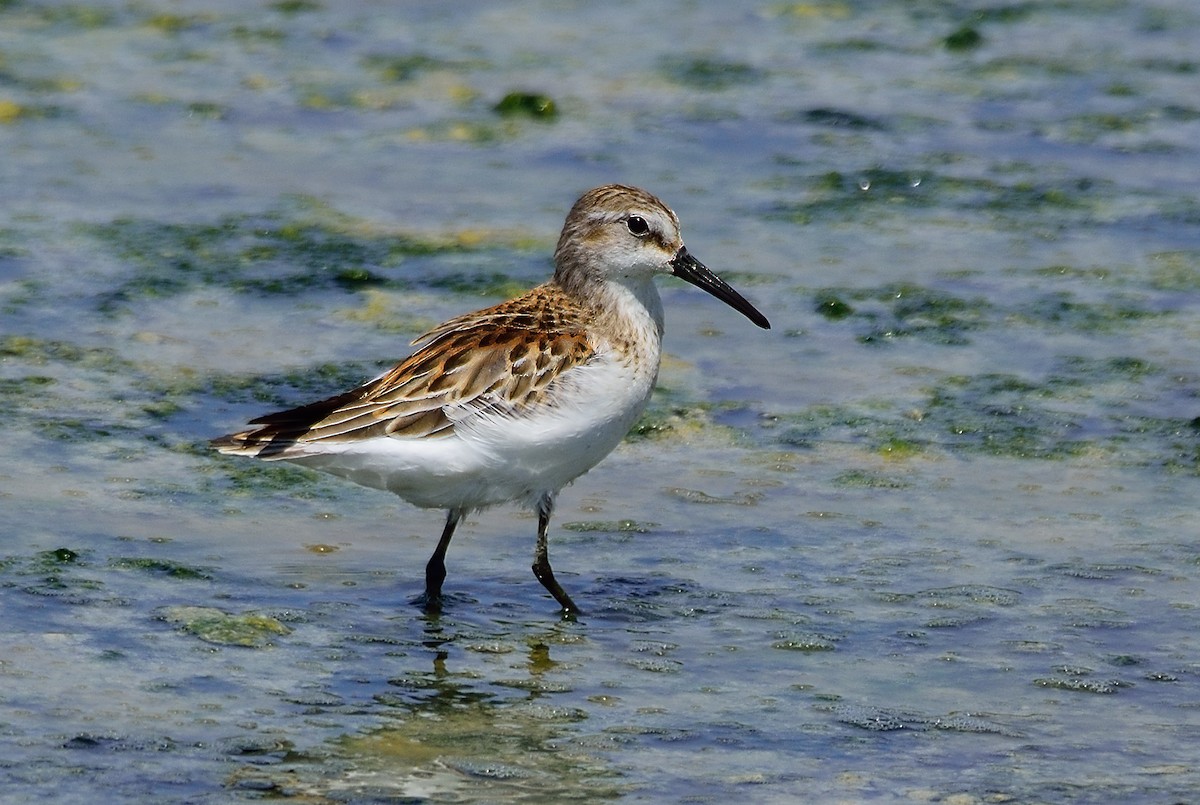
[157,605,292,647]
[627,388,747,446]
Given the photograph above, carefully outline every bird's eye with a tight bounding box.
[625,215,650,237]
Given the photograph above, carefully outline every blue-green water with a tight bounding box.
[2,1,1199,802]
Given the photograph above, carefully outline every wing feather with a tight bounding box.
[211,285,595,458]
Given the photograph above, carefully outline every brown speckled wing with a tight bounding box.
[211,286,595,457]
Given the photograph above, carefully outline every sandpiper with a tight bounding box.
[212,184,770,613]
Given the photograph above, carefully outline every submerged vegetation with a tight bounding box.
[83,199,514,314]
[767,357,1197,472]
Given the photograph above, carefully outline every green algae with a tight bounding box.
[0,93,66,123]
[398,112,568,142]
[0,277,41,314]
[772,633,838,652]
[666,487,761,506]
[943,26,983,52]
[493,91,558,120]
[0,337,149,444]
[562,520,658,533]
[31,417,131,442]
[770,168,936,225]
[0,374,55,397]
[142,12,214,35]
[0,335,131,371]
[659,56,765,90]
[109,556,213,580]
[832,469,911,489]
[85,201,485,313]
[770,166,1107,226]
[1051,355,1159,382]
[428,270,531,298]
[924,373,1091,460]
[0,548,108,603]
[17,3,115,29]
[919,585,1020,607]
[208,455,338,498]
[769,355,1195,470]
[1033,676,1130,694]
[814,279,1165,345]
[1013,291,1162,332]
[270,0,321,13]
[338,288,438,333]
[184,100,226,119]
[1148,251,1200,291]
[813,292,854,320]
[362,53,453,83]
[813,283,990,345]
[46,547,79,563]
[229,24,287,43]
[326,694,624,802]
[189,360,382,417]
[627,396,740,445]
[0,230,27,266]
[157,605,291,647]
[969,53,1088,81]
[797,108,886,130]
[772,402,898,452]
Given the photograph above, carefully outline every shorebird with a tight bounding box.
[212,184,770,613]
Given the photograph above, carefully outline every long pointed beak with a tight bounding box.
[669,247,771,330]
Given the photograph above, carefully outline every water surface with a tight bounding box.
[2,1,1199,802]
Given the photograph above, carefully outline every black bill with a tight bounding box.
[670,247,771,330]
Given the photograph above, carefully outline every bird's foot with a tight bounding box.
[532,559,583,616]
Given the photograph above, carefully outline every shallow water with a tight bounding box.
[2,1,1199,802]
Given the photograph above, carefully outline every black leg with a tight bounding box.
[530,495,581,615]
[422,509,461,609]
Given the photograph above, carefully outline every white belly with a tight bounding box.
[288,351,657,512]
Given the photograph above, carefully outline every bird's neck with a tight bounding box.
[581,274,664,341]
